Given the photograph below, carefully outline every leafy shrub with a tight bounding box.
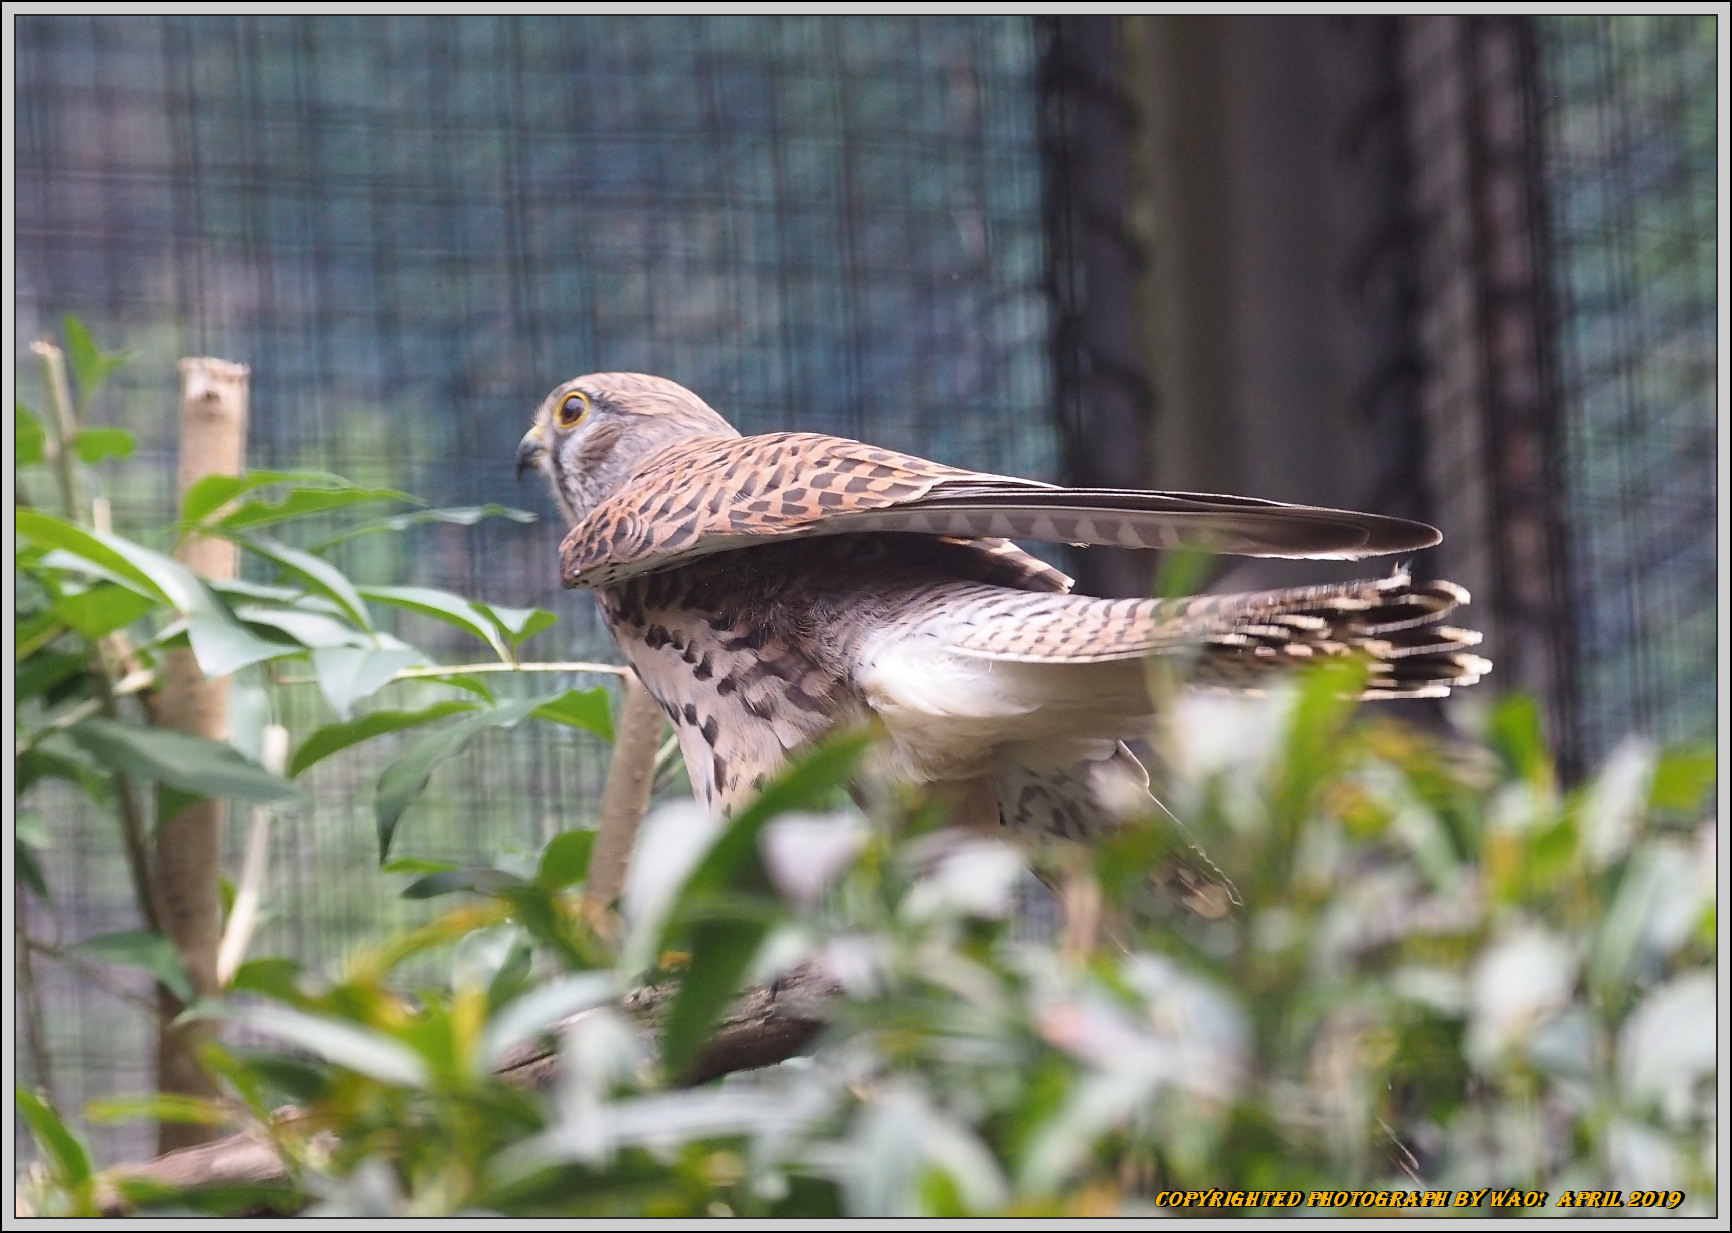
[20,668,1716,1215]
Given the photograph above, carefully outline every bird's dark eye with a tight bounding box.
[557,391,591,428]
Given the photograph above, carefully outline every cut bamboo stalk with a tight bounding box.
[152,356,249,1153]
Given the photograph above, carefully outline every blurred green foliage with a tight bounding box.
[19,658,1715,1215]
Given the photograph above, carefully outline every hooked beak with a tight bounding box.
[515,426,545,481]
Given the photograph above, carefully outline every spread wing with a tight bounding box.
[559,432,1442,588]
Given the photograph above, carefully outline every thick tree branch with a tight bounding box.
[99,964,840,1213]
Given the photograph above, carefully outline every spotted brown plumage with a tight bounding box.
[519,373,1491,832]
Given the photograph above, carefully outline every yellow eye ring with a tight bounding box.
[556,391,590,428]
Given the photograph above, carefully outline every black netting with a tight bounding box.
[1538,15,1719,759]
[14,14,1054,1163]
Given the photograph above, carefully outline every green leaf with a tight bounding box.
[16,400,48,465]
[216,484,418,533]
[14,650,90,702]
[69,717,311,807]
[181,469,370,525]
[197,1005,431,1088]
[660,917,772,1079]
[15,737,112,803]
[1649,744,1715,813]
[536,829,597,891]
[374,697,545,861]
[477,971,618,1071]
[231,602,370,649]
[75,929,195,1002]
[402,866,530,900]
[382,856,459,876]
[655,731,873,1075]
[16,839,51,899]
[210,577,306,604]
[53,583,159,640]
[72,426,135,465]
[63,313,131,402]
[186,609,303,676]
[85,1093,231,1127]
[311,645,424,719]
[427,672,496,702]
[289,700,478,778]
[532,687,615,742]
[358,585,508,661]
[244,535,373,632]
[1488,694,1552,785]
[15,1087,92,1185]
[17,508,187,608]
[477,602,559,651]
[310,503,538,552]
[228,957,306,1002]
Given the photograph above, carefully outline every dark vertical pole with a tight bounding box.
[1039,16,1154,598]
[1403,16,1578,775]
[1466,17,1579,778]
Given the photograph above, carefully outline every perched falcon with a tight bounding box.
[517,373,1489,839]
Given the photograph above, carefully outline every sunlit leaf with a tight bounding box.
[532,687,615,741]
[289,700,478,778]
[197,1005,431,1088]
[228,956,306,1002]
[85,1093,231,1127]
[69,717,311,808]
[536,829,597,891]
[72,426,135,465]
[16,401,49,465]
[52,583,159,640]
[75,929,195,1002]
[1649,743,1715,813]
[15,1087,92,1185]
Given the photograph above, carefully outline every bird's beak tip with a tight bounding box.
[515,429,545,482]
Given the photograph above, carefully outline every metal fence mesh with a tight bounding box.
[14,14,1054,1163]
[1537,15,1719,760]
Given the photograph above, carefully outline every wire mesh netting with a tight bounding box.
[13,14,1055,1161]
[1537,15,1720,761]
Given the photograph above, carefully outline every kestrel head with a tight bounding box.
[517,372,740,525]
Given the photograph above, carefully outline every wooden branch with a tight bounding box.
[581,670,664,935]
[99,964,840,1213]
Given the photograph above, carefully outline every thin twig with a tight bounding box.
[15,920,61,1109]
[34,337,162,934]
[23,932,164,1018]
[14,668,158,759]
